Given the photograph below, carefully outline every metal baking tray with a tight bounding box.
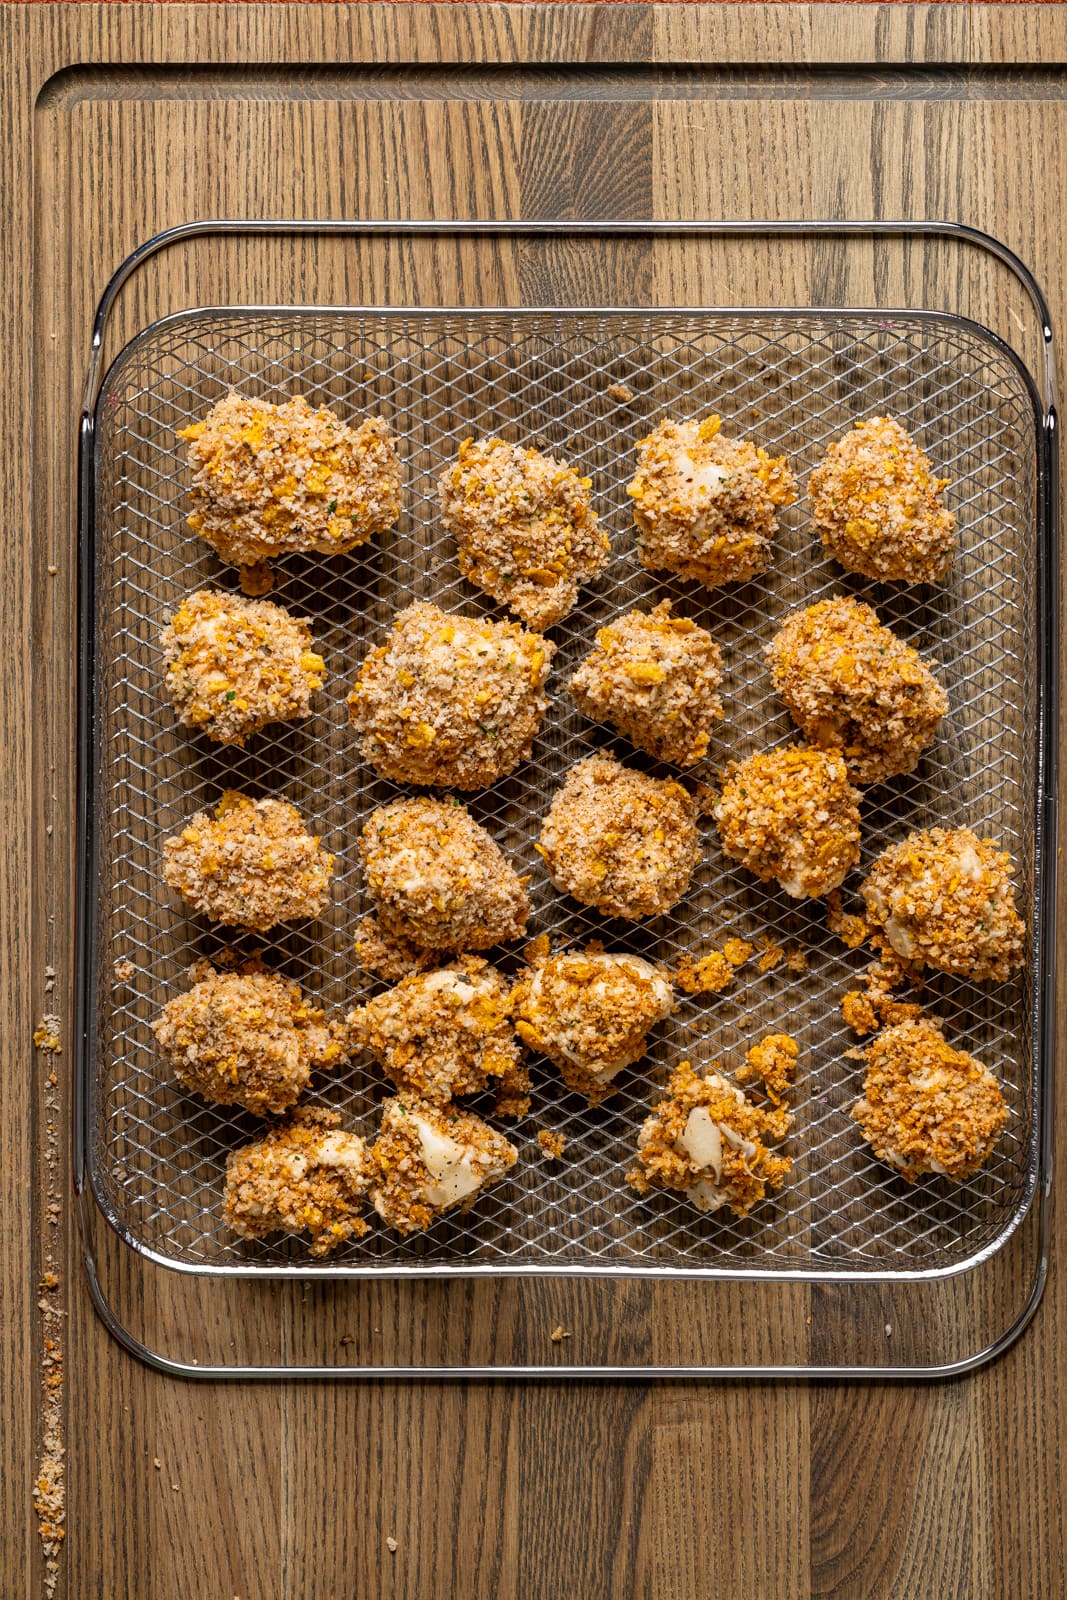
[79,288,1052,1291]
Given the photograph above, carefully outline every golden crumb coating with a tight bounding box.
[714,744,862,899]
[627,415,796,588]
[568,600,724,766]
[159,588,325,746]
[161,790,334,932]
[179,390,401,568]
[628,1051,795,1217]
[360,796,529,952]
[438,436,610,629]
[766,596,948,785]
[735,1033,800,1121]
[347,601,554,790]
[347,957,529,1117]
[810,416,956,583]
[538,755,699,921]
[151,961,346,1117]
[511,945,674,1105]
[224,1107,370,1256]
[365,1097,517,1235]
[861,826,1025,983]
[852,1018,1007,1181]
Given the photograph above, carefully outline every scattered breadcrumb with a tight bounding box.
[365,1097,517,1235]
[674,936,754,996]
[841,987,924,1038]
[783,945,808,974]
[607,381,635,403]
[35,1002,66,1596]
[714,744,862,898]
[841,990,879,1036]
[386,1537,399,1554]
[826,890,869,949]
[224,1107,370,1257]
[550,1325,572,1343]
[538,1129,568,1161]
[33,1018,62,1055]
[736,1033,800,1135]
[757,941,784,974]
[112,959,135,983]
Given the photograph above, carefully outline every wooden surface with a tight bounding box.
[5,5,1067,1597]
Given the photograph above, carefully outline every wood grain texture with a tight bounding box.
[4,6,1066,1599]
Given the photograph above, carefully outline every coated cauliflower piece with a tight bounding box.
[161,790,334,932]
[851,1018,1008,1181]
[713,744,862,899]
[438,435,609,629]
[626,415,796,588]
[860,826,1025,983]
[223,1107,370,1256]
[150,960,345,1117]
[810,416,956,583]
[766,596,948,785]
[365,1097,518,1235]
[159,588,325,746]
[538,755,700,921]
[568,600,724,766]
[347,601,553,790]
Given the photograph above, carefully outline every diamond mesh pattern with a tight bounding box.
[87,309,1041,1277]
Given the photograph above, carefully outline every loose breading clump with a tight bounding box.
[628,1048,796,1217]
[860,826,1025,983]
[626,415,797,588]
[810,416,957,584]
[568,600,724,766]
[360,796,529,953]
[346,958,530,1117]
[766,596,948,785]
[224,1107,370,1257]
[347,601,554,790]
[511,945,674,1105]
[365,1097,518,1235]
[713,744,862,899]
[852,1018,1008,1181]
[159,588,325,746]
[150,961,346,1117]
[179,390,402,570]
[538,755,700,921]
[438,436,610,630]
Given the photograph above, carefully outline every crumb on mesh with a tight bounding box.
[607,381,635,402]
[735,1033,799,1129]
[674,936,754,995]
[538,1129,568,1161]
[826,889,869,949]
[112,959,136,983]
[714,744,862,899]
[366,1097,517,1235]
[224,1106,370,1256]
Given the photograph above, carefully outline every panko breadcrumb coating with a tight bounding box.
[537,755,699,921]
[365,1097,517,1235]
[568,600,724,766]
[852,1018,1008,1181]
[627,416,797,588]
[179,391,401,570]
[347,601,554,789]
[861,826,1025,983]
[810,416,956,584]
[360,797,529,953]
[628,1051,795,1217]
[224,1107,370,1256]
[159,588,325,746]
[713,744,862,899]
[766,596,948,784]
[150,961,345,1117]
[161,790,334,932]
[736,1033,800,1136]
[352,915,444,983]
[438,436,610,630]
[347,958,530,1117]
[511,945,674,1105]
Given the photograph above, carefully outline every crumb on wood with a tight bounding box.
[550,1325,572,1344]
[340,1333,355,1347]
[537,1129,567,1161]
[33,1018,62,1055]
[386,1536,399,1554]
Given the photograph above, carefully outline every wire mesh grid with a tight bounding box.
[86,307,1041,1278]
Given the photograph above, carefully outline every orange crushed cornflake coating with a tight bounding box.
[674,950,735,996]
[714,744,862,899]
[736,1032,800,1136]
[841,990,879,1036]
[538,1129,568,1161]
[723,938,755,967]
[224,1107,370,1257]
[366,1097,517,1235]
[826,889,869,949]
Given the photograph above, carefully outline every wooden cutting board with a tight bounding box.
[5,6,1066,1597]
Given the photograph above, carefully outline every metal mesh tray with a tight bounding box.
[84,304,1044,1281]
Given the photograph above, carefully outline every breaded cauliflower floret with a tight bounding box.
[511,944,674,1104]
[365,1097,517,1235]
[150,960,345,1117]
[438,436,609,630]
[347,601,554,790]
[161,790,334,932]
[538,755,700,921]
[626,415,796,588]
[568,600,724,766]
[347,957,530,1117]
[179,391,401,571]
[852,1018,1008,1181]
[159,588,325,746]
[810,416,956,583]
[360,796,529,953]
[224,1107,370,1257]
[860,826,1025,983]
[766,596,948,785]
[714,744,862,899]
